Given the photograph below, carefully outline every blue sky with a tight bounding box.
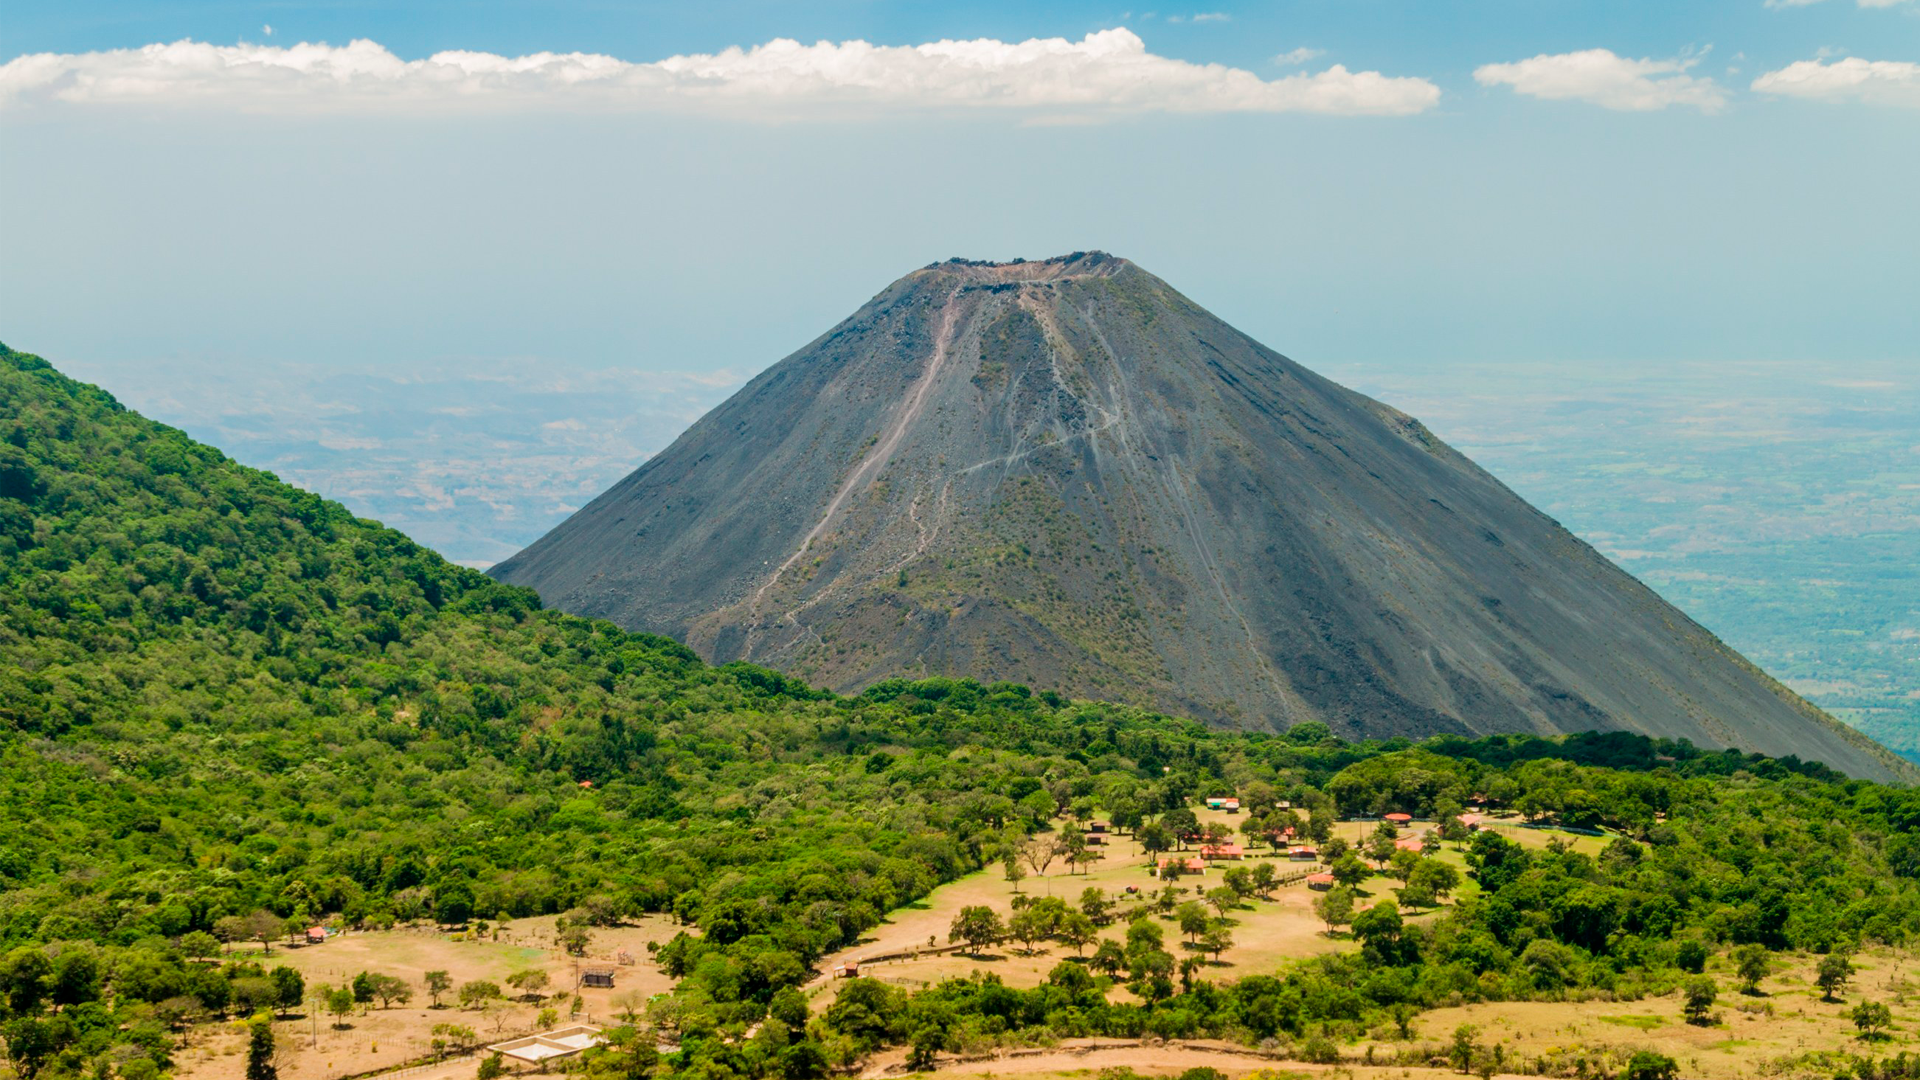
[2,0,1915,383]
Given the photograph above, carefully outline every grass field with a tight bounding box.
[1411,946,1920,1080]
[172,915,682,1080]
[808,811,1550,1006]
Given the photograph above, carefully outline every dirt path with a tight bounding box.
[749,286,966,638]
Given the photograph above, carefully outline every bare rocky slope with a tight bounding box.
[491,253,1913,783]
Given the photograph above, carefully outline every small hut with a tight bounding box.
[580,966,616,989]
[1306,873,1336,891]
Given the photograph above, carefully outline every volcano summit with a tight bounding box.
[492,253,1906,782]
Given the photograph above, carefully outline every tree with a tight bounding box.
[1060,822,1091,874]
[1683,976,1717,1025]
[232,977,277,1016]
[1852,1000,1893,1040]
[245,910,282,955]
[425,970,453,1008]
[323,985,356,1028]
[1330,853,1371,889]
[906,1024,945,1070]
[1395,880,1438,911]
[1177,902,1209,942]
[1249,862,1277,897]
[180,930,220,960]
[1817,952,1855,1001]
[1409,858,1460,901]
[1002,855,1026,893]
[505,969,550,1001]
[436,881,476,926]
[1136,822,1174,857]
[270,966,304,1016]
[1313,885,1355,935]
[1675,938,1709,974]
[245,1018,278,1080]
[1621,1051,1679,1080]
[1079,887,1111,924]
[477,1052,505,1080]
[1008,908,1051,954]
[1734,943,1770,994]
[1200,919,1234,961]
[1365,827,1399,868]
[557,925,591,956]
[1389,849,1420,883]
[948,906,1005,955]
[1205,887,1239,918]
[1091,939,1126,978]
[368,973,413,1009]
[1058,912,1098,955]
[1352,901,1404,954]
[1021,836,1062,878]
[1449,1024,1478,1073]
[0,948,52,1014]
[459,980,503,1009]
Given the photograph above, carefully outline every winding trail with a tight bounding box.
[745,289,966,652]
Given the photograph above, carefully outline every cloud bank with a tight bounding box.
[0,29,1440,117]
[1752,57,1920,107]
[1474,49,1728,112]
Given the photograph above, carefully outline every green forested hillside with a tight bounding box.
[3,344,1920,1080]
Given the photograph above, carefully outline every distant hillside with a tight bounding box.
[491,255,1914,784]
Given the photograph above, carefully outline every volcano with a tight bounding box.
[491,253,1906,782]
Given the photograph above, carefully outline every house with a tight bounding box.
[1458,813,1489,831]
[1383,812,1414,824]
[1288,845,1318,861]
[488,1025,605,1065]
[1394,834,1428,853]
[1200,843,1244,860]
[834,960,861,978]
[580,967,616,989]
[1089,821,1108,834]
[1306,873,1336,891]
[1157,857,1208,875]
[304,927,326,945]
[1204,797,1241,813]
[1085,833,1106,846]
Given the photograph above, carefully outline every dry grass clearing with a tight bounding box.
[172,915,681,1080]
[1410,947,1920,1079]
[813,811,1426,1006]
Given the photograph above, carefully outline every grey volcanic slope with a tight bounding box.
[492,253,1913,783]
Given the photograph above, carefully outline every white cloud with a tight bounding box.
[1752,56,1920,106]
[262,25,273,37]
[0,29,1440,117]
[1275,47,1325,66]
[1473,48,1729,112]
[1191,13,1232,22]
